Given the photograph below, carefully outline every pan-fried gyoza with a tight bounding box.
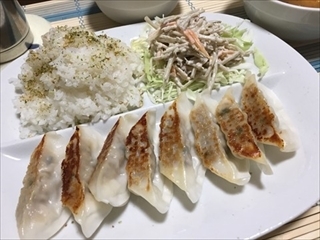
[126,111,173,213]
[61,126,112,238]
[89,115,138,207]
[16,72,299,239]
[190,90,251,185]
[241,73,299,152]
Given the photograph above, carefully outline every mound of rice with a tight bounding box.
[10,26,144,138]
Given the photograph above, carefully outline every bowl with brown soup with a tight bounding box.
[243,0,320,41]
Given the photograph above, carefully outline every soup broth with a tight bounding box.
[282,0,320,8]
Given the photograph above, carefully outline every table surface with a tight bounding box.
[1,0,319,239]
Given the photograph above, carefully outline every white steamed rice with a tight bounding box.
[10,26,144,138]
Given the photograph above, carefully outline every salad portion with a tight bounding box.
[132,9,268,103]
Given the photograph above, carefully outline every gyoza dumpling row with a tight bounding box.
[15,72,299,240]
[190,90,251,185]
[215,87,273,175]
[15,113,172,240]
[213,72,299,175]
[159,72,299,194]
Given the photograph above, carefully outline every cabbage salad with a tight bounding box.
[132,8,268,103]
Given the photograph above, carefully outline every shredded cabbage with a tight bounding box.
[253,47,269,77]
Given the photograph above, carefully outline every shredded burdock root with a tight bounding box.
[132,9,267,103]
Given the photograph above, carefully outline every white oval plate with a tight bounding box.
[0,13,319,240]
